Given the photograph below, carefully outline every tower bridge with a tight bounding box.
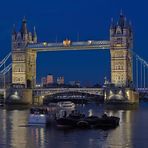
[0,12,147,105]
[11,12,134,89]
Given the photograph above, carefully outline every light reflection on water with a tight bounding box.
[0,102,148,148]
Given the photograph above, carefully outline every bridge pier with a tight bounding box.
[104,86,139,107]
[6,88,33,105]
[32,96,44,106]
[126,88,139,104]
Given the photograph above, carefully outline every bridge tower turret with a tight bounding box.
[12,18,37,88]
[110,12,133,87]
[33,26,37,43]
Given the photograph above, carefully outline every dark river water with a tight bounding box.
[0,102,148,148]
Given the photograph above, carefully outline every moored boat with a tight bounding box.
[28,107,51,125]
[57,101,75,110]
[56,110,120,129]
[76,120,90,128]
[56,110,85,128]
[93,114,120,129]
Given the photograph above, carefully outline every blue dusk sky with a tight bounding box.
[0,0,147,85]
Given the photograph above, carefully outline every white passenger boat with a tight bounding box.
[28,107,51,125]
[57,101,75,110]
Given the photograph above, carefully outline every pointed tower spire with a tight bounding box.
[20,17,28,35]
[33,26,37,43]
[12,24,17,41]
[118,10,125,28]
[33,26,37,36]
[128,20,132,32]
[123,17,127,28]
[12,24,16,35]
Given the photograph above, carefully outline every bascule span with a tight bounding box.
[33,87,104,104]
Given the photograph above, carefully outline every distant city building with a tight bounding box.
[75,81,80,87]
[57,76,64,85]
[46,74,54,84]
[41,77,47,87]
[35,84,41,88]
[69,81,80,87]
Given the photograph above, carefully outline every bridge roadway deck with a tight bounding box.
[27,40,110,52]
[33,87,104,97]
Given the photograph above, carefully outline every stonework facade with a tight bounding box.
[12,19,37,88]
[110,13,133,87]
[12,13,133,88]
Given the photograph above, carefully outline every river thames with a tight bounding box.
[0,102,148,148]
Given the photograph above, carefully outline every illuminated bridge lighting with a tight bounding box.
[27,40,110,52]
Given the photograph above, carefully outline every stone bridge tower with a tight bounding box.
[110,12,133,87]
[12,18,37,88]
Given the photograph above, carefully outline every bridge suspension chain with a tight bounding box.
[0,63,12,75]
[132,51,148,89]
[0,52,12,74]
[0,52,12,89]
[0,52,11,68]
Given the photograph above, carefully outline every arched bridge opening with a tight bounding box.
[43,91,104,104]
[33,88,104,105]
